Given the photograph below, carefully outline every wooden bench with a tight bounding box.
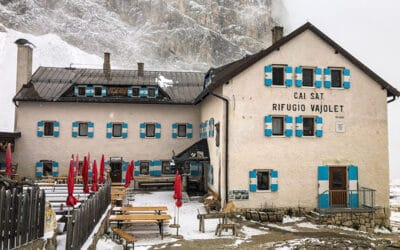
[113,206,168,215]
[112,227,136,249]
[197,212,227,233]
[215,223,238,236]
[109,214,172,240]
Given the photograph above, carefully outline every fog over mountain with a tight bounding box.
[0,0,284,71]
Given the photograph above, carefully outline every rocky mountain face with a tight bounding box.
[0,0,283,71]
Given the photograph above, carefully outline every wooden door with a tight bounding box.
[110,161,122,183]
[329,167,347,207]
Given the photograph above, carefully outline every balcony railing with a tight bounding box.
[318,187,375,211]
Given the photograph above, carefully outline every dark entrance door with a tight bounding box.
[110,158,122,183]
[329,167,347,207]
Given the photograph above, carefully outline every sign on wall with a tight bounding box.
[228,190,249,200]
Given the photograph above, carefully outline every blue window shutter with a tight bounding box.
[140,123,146,138]
[284,115,293,137]
[37,121,44,137]
[149,161,155,176]
[172,123,178,138]
[264,115,272,137]
[128,86,133,97]
[318,165,329,209]
[72,121,78,137]
[315,116,323,137]
[36,162,43,177]
[348,165,359,208]
[52,161,59,177]
[155,87,159,97]
[53,121,60,137]
[88,122,94,138]
[324,68,331,88]
[121,161,129,183]
[270,170,278,191]
[249,170,257,192]
[187,123,193,138]
[264,65,272,86]
[106,122,112,138]
[295,116,303,137]
[285,66,293,87]
[134,161,140,176]
[208,118,214,137]
[122,122,128,138]
[102,86,107,97]
[86,85,94,97]
[343,68,351,89]
[315,68,322,88]
[151,160,161,176]
[139,86,147,97]
[155,123,161,138]
[295,66,302,87]
[74,86,78,96]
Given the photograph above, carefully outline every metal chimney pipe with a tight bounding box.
[103,52,111,78]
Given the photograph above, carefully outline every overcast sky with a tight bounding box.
[282,0,400,180]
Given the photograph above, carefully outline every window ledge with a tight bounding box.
[256,190,272,193]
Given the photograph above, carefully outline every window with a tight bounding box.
[177,124,187,137]
[41,160,53,177]
[331,69,343,88]
[272,67,284,86]
[94,86,102,96]
[272,117,284,136]
[148,87,156,98]
[215,123,220,147]
[112,123,122,137]
[303,117,315,136]
[140,161,149,175]
[162,161,175,175]
[44,122,54,136]
[146,123,155,137]
[79,122,88,136]
[302,68,314,87]
[257,170,270,191]
[78,86,86,96]
[132,87,140,97]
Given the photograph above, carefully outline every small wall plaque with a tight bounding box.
[336,122,345,133]
[228,190,249,200]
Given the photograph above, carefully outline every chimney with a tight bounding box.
[103,52,111,79]
[137,62,144,77]
[271,26,284,43]
[15,39,34,93]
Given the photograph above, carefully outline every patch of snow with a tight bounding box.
[96,237,123,250]
[282,215,305,224]
[156,75,174,88]
[374,226,392,234]
[296,222,319,230]
[43,231,54,239]
[56,234,66,250]
[172,243,182,247]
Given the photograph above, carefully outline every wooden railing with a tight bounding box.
[0,186,45,250]
[318,187,375,210]
[66,181,111,250]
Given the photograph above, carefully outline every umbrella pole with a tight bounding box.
[176,207,180,236]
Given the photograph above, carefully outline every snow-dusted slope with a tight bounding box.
[0,0,284,71]
[0,26,102,131]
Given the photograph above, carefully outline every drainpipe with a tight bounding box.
[210,92,229,207]
[387,96,396,103]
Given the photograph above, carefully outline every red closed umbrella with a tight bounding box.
[91,160,99,192]
[99,154,105,184]
[5,143,12,175]
[174,172,182,207]
[66,159,78,206]
[124,162,133,188]
[82,156,89,193]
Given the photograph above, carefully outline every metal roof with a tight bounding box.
[15,67,205,103]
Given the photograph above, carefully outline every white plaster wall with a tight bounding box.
[223,30,389,209]
[14,102,200,177]
[199,87,225,203]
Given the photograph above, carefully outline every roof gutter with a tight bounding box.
[387,96,396,103]
[210,91,229,207]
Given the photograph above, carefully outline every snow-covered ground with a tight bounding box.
[391,179,400,207]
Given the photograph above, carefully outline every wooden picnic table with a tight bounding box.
[109,214,172,239]
[113,206,168,214]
